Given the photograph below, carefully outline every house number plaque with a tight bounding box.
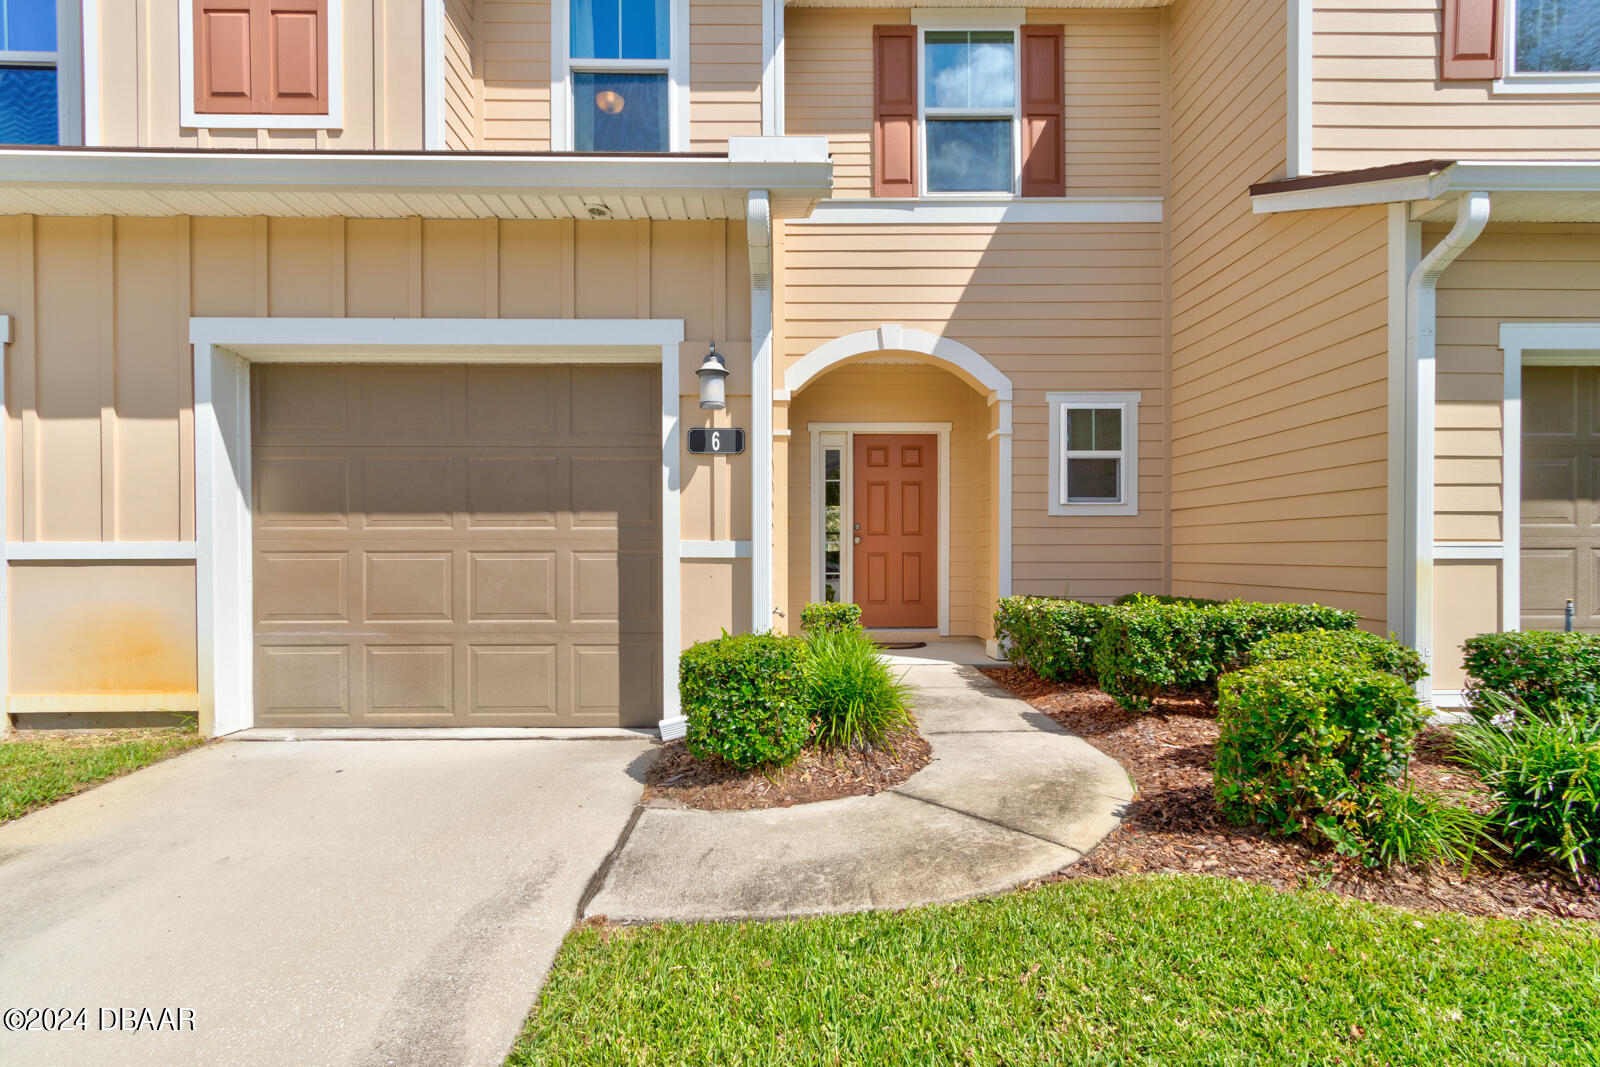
[688,427,746,455]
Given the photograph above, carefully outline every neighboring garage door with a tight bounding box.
[251,364,661,727]
[1522,364,1600,633]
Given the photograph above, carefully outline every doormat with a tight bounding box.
[875,641,927,650]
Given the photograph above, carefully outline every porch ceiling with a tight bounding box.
[0,143,833,222]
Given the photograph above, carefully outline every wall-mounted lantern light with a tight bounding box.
[697,341,729,410]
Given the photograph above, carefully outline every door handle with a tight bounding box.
[854,536,861,544]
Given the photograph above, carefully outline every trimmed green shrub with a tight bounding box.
[1093,599,1359,711]
[1112,593,1220,608]
[992,596,1111,683]
[1462,630,1600,720]
[799,601,864,635]
[1214,658,1426,838]
[1250,628,1427,686]
[1453,699,1600,877]
[680,631,810,769]
[805,627,914,750]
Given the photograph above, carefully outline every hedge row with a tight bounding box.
[1462,630,1600,718]
[994,594,1359,711]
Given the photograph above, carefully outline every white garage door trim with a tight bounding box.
[191,317,685,739]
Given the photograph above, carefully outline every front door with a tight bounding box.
[1522,364,1600,632]
[853,434,938,629]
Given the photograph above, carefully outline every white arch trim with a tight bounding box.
[783,324,1013,621]
[785,325,1013,400]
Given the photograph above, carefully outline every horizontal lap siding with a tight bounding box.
[1435,224,1600,544]
[778,221,1168,604]
[691,0,764,148]
[784,8,1163,199]
[1314,1,1600,172]
[480,0,551,150]
[445,0,480,148]
[1169,0,1390,625]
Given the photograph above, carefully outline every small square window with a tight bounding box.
[1048,392,1141,517]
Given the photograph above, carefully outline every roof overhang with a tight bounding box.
[0,137,834,222]
[1251,160,1600,223]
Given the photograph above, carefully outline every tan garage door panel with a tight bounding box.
[1522,364,1600,633]
[252,364,661,727]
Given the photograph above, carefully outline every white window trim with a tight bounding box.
[1047,391,1140,517]
[916,22,1021,198]
[1494,0,1600,94]
[178,0,345,131]
[810,430,849,607]
[0,0,83,144]
[551,0,689,152]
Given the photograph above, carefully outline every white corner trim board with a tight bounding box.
[178,0,345,131]
[423,0,446,149]
[791,198,1163,226]
[1405,191,1490,699]
[748,191,776,634]
[1286,0,1313,178]
[191,317,687,741]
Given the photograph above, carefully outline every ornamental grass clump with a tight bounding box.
[805,627,914,751]
[680,631,810,769]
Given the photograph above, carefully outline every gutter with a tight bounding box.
[1403,190,1491,696]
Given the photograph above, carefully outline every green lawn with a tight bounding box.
[511,875,1600,1067]
[0,727,206,823]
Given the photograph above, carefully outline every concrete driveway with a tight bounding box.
[0,737,653,1067]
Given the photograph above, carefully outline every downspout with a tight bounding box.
[747,192,775,632]
[1404,190,1490,699]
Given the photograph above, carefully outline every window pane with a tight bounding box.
[573,72,667,152]
[570,0,670,59]
[3,0,56,52]
[926,119,1011,193]
[1517,0,1600,72]
[0,66,57,145]
[924,30,1014,109]
[1067,458,1121,503]
[1066,408,1121,451]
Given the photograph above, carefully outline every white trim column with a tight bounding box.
[1387,204,1420,641]
[423,0,446,149]
[748,192,775,631]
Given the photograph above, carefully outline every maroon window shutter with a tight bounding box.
[1442,0,1502,80]
[195,1,257,114]
[1020,25,1065,198]
[262,0,329,114]
[873,26,918,198]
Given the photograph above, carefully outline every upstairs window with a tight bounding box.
[1442,0,1600,91]
[567,0,671,152]
[922,30,1016,193]
[184,1,336,128]
[1512,0,1600,74]
[0,0,60,145]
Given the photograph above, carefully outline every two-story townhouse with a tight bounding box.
[0,0,1593,738]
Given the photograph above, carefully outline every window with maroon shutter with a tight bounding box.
[1020,25,1064,198]
[1441,0,1502,80]
[195,0,328,115]
[873,26,918,198]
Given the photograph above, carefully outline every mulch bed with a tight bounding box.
[981,666,1600,922]
[641,725,932,811]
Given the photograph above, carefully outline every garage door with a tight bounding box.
[251,364,662,727]
[1522,364,1600,632]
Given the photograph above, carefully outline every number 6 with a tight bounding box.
[711,431,721,451]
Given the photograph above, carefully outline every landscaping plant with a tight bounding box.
[1452,696,1600,878]
[992,595,1110,683]
[1250,628,1427,685]
[1462,630,1600,720]
[1214,657,1426,848]
[679,631,811,769]
[804,626,913,750]
[798,601,863,635]
[1343,783,1497,872]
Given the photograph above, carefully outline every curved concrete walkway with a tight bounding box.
[584,657,1133,922]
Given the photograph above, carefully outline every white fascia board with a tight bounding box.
[727,136,830,164]
[793,197,1163,225]
[1252,174,1442,213]
[0,149,833,199]
[1255,160,1600,214]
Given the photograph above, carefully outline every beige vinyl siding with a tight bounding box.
[1168,0,1390,626]
[1435,223,1600,542]
[783,8,1163,199]
[1314,1,1600,173]
[480,0,552,150]
[777,221,1168,611]
[96,0,424,149]
[690,0,765,149]
[0,215,751,700]
[445,0,481,148]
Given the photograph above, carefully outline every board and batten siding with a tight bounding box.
[783,8,1163,199]
[1168,0,1390,626]
[96,0,425,149]
[1314,0,1600,173]
[0,215,753,699]
[775,219,1168,620]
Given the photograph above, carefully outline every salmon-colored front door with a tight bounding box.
[853,434,938,629]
